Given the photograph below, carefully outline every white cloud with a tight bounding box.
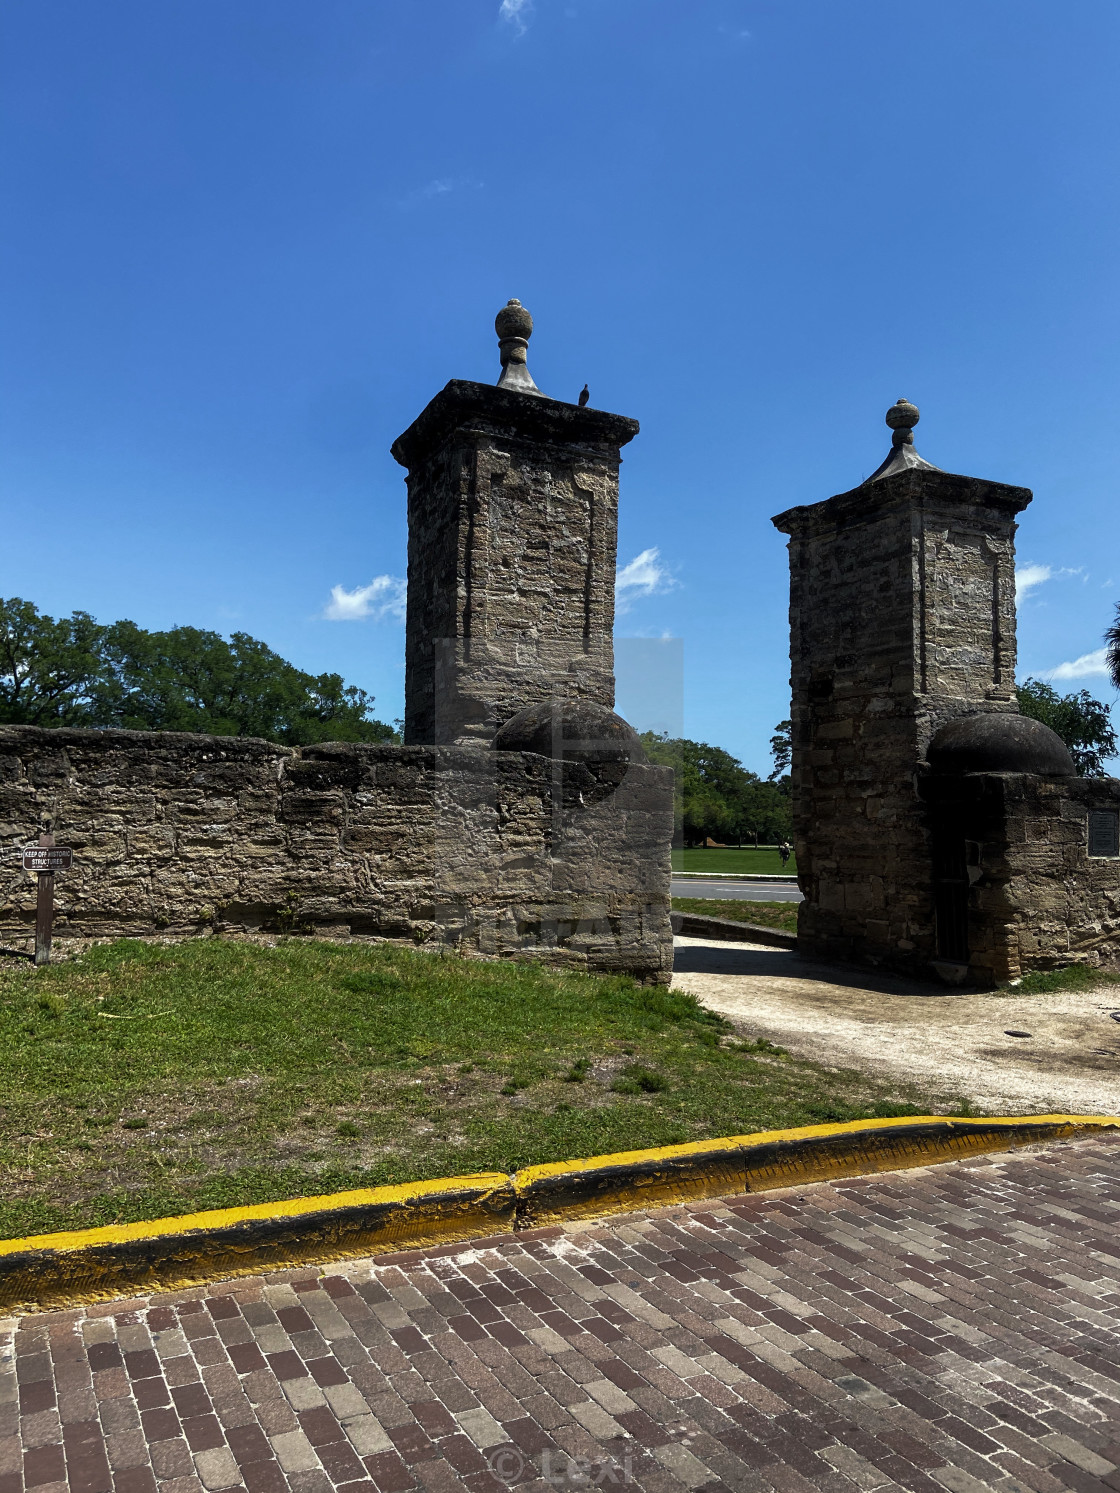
[324,575,406,622]
[615,547,676,615]
[499,0,532,33]
[398,176,483,211]
[1015,562,1084,603]
[1015,563,1052,602]
[1047,647,1110,682]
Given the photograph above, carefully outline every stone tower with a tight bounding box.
[771,401,1032,974]
[392,300,639,746]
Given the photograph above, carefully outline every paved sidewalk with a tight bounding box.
[670,881,803,904]
[4,1139,1120,1493]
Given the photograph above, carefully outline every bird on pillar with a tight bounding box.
[578,384,589,407]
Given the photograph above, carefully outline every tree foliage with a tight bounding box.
[769,719,791,780]
[0,598,106,727]
[0,597,397,746]
[641,730,792,846]
[1016,678,1117,777]
[1107,602,1120,694]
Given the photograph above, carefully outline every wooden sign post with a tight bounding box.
[22,830,74,967]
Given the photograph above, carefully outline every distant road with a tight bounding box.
[671,877,803,903]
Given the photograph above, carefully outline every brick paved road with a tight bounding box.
[4,1137,1120,1493]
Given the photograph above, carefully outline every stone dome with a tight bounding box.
[493,700,646,765]
[927,713,1076,777]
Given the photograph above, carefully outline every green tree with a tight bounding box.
[91,622,395,744]
[1016,678,1117,777]
[1107,602,1120,692]
[737,775,793,842]
[0,598,105,725]
[640,732,792,846]
[0,597,396,745]
[769,719,791,780]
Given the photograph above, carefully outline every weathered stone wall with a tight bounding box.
[922,771,1120,981]
[393,382,639,746]
[0,726,674,983]
[772,468,1031,973]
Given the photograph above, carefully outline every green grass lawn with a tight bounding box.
[671,898,800,934]
[1000,964,1120,996]
[0,937,957,1240]
[673,847,798,875]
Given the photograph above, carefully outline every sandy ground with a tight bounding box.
[671,935,1120,1116]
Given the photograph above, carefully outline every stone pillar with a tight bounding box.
[392,301,639,746]
[771,400,1032,972]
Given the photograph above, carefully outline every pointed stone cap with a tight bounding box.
[864,398,942,483]
[495,299,546,397]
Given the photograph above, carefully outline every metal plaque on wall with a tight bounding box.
[1088,810,1120,859]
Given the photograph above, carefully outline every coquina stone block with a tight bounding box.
[773,400,1120,984]
[772,457,1029,975]
[0,304,674,984]
[0,728,674,982]
[393,381,638,747]
[921,772,1120,982]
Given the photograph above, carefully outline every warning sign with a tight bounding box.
[22,846,74,873]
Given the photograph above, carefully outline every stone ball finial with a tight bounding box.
[495,298,533,342]
[494,298,543,396]
[885,398,920,448]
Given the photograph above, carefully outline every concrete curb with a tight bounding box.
[514,1115,1119,1226]
[0,1174,514,1315]
[670,911,797,947]
[2,1116,1116,1312]
[672,872,799,883]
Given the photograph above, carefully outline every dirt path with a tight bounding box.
[671,935,1120,1115]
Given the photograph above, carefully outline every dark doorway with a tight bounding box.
[932,830,969,962]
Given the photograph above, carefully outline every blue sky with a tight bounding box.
[2,0,1118,771]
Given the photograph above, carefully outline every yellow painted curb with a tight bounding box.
[2,1115,1116,1312]
[513,1114,1120,1226]
[0,1173,514,1314]
[515,1135,748,1225]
